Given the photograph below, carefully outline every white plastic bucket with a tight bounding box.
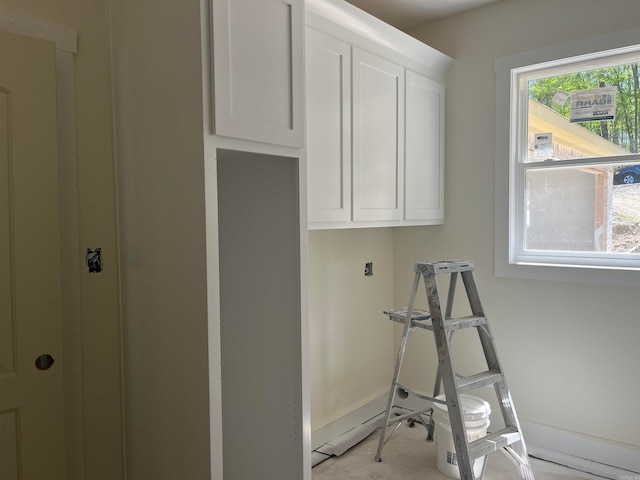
[432,394,490,479]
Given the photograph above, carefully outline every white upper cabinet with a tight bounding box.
[352,48,404,222]
[211,0,304,148]
[405,70,445,222]
[306,28,351,222]
[305,0,453,229]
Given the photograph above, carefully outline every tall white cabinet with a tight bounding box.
[209,1,309,479]
[111,0,308,479]
[306,0,453,229]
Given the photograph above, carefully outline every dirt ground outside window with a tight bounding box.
[612,183,640,253]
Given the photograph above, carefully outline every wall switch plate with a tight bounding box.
[364,262,373,276]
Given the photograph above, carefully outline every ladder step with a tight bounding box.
[415,260,475,274]
[445,315,487,331]
[385,309,485,332]
[384,307,431,322]
[384,308,432,331]
[469,427,521,460]
[456,370,504,393]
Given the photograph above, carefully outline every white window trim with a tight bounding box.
[495,27,640,286]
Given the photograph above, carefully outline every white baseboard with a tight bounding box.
[311,394,388,450]
[315,415,383,457]
[522,420,640,479]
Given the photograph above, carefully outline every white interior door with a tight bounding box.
[0,30,66,479]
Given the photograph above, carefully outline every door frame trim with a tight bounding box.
[0,13,76,53]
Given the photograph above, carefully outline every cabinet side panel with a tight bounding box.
[218,150,303,480]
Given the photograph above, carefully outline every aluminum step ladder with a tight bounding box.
[375,260,535,480]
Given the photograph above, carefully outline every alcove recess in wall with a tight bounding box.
[216,149,303,480]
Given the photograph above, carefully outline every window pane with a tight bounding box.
[526,61,640,162]
[524,165,640,254]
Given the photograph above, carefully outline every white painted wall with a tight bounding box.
[309,228,395,433]
[110,1,211,478]
[395,0,640,469]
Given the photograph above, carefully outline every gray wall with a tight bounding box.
[218,150,303,480]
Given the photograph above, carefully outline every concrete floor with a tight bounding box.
[312,422,604,480]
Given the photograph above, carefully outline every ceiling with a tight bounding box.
[344,0,503,31]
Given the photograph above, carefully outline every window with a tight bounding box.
[495,29,640,285]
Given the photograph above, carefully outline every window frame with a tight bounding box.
[495,27,640,286]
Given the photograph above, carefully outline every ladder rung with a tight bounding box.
[444,315,487,331]
[469,427,521,459]
[385,310,486,333]
[456,370,503,393]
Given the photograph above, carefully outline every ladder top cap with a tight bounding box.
[414,260,475,274]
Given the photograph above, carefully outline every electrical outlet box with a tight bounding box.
[364,262,373,276]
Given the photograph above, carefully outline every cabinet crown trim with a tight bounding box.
[306,0,453,81]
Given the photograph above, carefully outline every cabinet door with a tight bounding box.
[212,0,304,147]
[352,48,404,222]
[306,29,351,223]
[405,70,445,222]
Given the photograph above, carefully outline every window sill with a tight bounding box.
[494,255,640,287]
